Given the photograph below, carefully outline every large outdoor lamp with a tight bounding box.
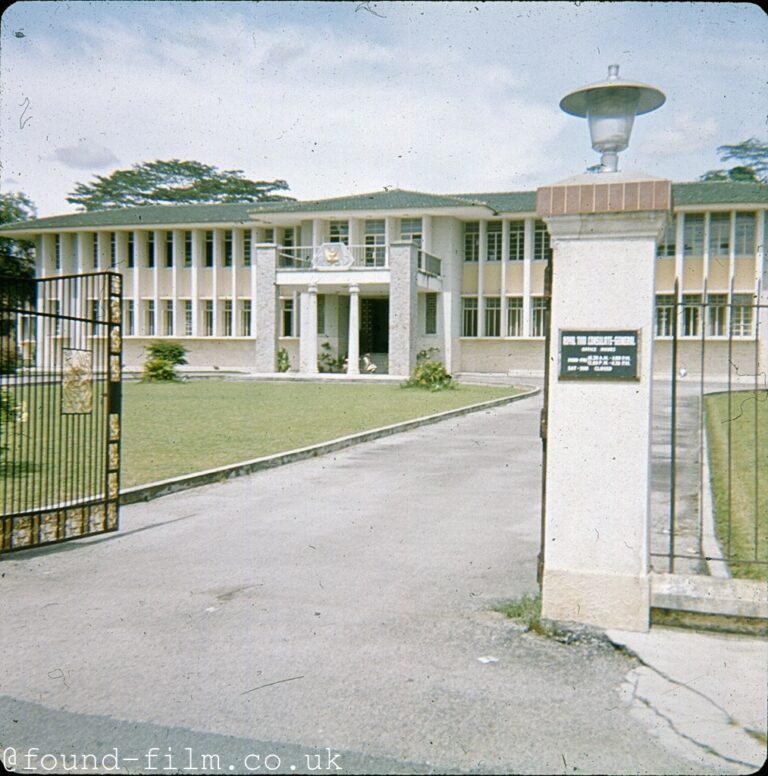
[560,64,665,173]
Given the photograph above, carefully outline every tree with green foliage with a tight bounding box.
[700,138,767,183]
[66,159,294,211]
[0,191,37,277]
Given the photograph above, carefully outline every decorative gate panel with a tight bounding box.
[1,272,122,552]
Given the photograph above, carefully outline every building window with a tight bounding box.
[184,231,193,268]
[707,293,727,336]
[90,300,101,324]
[656,218,676,258]
[509,221,525,261]
[425,293,437,335]
[224,231,233,267]
[205,231,214,267]
[241,300,252,336]
[92,233,99,268]
[165,231,174,267]
[464,222,479,262]
[484,296,501,336]
[203,300,214,336]
[55,235,62,270]
[734,212,756,256]
[184,301,193,336]
[683,213,704,257]
[126,300,135,336]
[317,294,326,335]
[486,222,502,262]
[146,300,155,336]
[730,294,754,337]
[109,232,117,268]
[531,297,549,337]
[400,218,422,246]
[243,231,252,266]
[364,220,386,266]
[507,297,523,336]
[682,294,702,337]
[329,221,348,245]
[165,300,174,336]
[462,297,478,337]
[263,227,275,243]
[147,232,155,268]
[223,300,233,336]
[708,213,730,257]
[128,233,135,268]
[533,220,551,261]
[281,298,295,337]
[48,300,61,336]
[655,294,676,337]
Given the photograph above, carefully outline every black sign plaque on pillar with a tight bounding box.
[558,330,640,381]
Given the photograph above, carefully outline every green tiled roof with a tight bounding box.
[257,188,490,213]
[1,182,765,234]
[0,201,275,232]
[671,181,768,206]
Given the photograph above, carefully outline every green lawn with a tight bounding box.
[120,380,522,488]
[705,390,768,580]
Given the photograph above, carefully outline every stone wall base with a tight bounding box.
[542,568,650,632]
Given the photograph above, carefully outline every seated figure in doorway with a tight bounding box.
[362,354,377,373]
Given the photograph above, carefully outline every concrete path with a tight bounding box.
[0,393,764,774]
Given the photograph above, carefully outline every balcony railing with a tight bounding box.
[418,250,442,277]
[277,245,442,277]
[278,245,387,270]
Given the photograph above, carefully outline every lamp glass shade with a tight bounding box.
[585,87,640,154]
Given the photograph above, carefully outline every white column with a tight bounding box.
[172,230,182,336]
[152,230,161,337]
[212,229,222,337]
[312,218,325,248]
[347,284,360,375]
[523,218,534,337]
[299,283,319,374]
[191,230,201,337]
[442,290,453,373]
[501,220,510,338]
[135,232,146,335]
[478,220,487,336]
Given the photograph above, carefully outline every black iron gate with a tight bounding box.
[1,272,122,552]
[653,282,767,579]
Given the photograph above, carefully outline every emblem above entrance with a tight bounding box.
[312,242,354,270]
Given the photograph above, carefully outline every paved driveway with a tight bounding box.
[0,395,723,774]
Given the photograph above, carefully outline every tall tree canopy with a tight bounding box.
[0,191,37,278]
[700,138,768,183]
[66,159,294,211]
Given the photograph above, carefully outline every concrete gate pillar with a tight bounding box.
[254,244,278,373]
[538,173,671,632]
[389,242,419,378]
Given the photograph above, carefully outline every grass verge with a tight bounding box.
[704,390,768,581]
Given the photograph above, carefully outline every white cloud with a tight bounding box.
[51,139,119,170]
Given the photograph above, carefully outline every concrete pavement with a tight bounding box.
[1,390,766,774]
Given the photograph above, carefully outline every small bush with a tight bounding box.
[318,342,345,373]
[142,358,182,382]
[277,348,291,373]
[146,341,188,366]
[141,341,188,382]
[402,348,457,392]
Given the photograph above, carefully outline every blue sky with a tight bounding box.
[1,1,766,216]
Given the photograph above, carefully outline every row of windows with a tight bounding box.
[52,229,263,271]
[124,299,253,337]
[461,296,550,338]
[463,220,550,262]
[656,211,763,258]
[655,293,757,338]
